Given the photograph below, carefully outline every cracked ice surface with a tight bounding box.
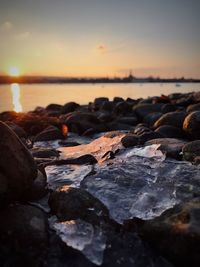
[81,152,200,224]
[49,216,106,265]
[46,164,92,190]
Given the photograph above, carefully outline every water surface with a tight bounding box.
[0,83,199,112]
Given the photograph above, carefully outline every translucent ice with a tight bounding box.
[49,216,106,265]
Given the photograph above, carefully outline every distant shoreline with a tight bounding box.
[0,75,200,84]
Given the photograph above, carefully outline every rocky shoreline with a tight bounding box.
[1,91,200,267]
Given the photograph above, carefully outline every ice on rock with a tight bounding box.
[46,164,92,190]
[49,216,106,265]
[81,147,200,223]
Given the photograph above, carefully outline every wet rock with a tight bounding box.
[143,112,163,127]
[136,198,200,267]
[27,170,47,201]
[133,124,149,135]
[154,111,186,129]
[175,94,194,107]
[0,204,48,266]
[121,134,139,148]
[46,103,63,112]
[46,154,97,166]
[0,121,37,205]
[34,126,64,141]
[183,111,200,139]
[145,138,186,159]
[133,103,162,119]
[161,104,177,114]
[58,140,80,147]
[31,147,61,158]
[100,101,113,112]
[61,102,80,114]
[5,121,27,138]
[186,103,200,113]
[113,101,132,115]
[155,125,186,139]
[139,131,163,145]
[94,97,109,109]
[182,140,200,162]
[114,116,138,126]
[61,112,100,135]
[194,156,200,165]
[49,186,109,224]
[113,97,124,103]
[106,121,132,131]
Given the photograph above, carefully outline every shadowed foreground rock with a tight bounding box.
[0,121,37,205]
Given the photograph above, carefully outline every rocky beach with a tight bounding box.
[1,91,200,267]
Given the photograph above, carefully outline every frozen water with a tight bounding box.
[46,164,92,190]
[49,216,106,265]
[82,153,200,223]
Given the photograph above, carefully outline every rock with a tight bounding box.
[183,111,200,139]
[161,104,177,114]
[5,122,27,138]
[46,103,63,112]
[121,134,139,148]
[61,112,100,135]
[139,131,163,145]
[175,94,194,107]
[31,147,61,158]
[58,140,80,147]
[145,138,187,159]
[61,102,80,114]
[49,186,109,224]
[0,204,48,266]
[136,198,200,267]
[34,126,64,141]
[133,124,150,135]
[154,111,186,129]
[94,97,109,108]
[26,170,47,201]
[182,140,200,162]
[133,103,163,119]
[113,101,132,115]
[186,103,200,113]
[143,112,163,127]
[0,121,37,205]
[100,100,113,112]
[114,116,138,126]
[155,125,186,139]
[113,97,124,103]
[106,121,132,131]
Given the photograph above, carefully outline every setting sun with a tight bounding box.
[9,66,20,77]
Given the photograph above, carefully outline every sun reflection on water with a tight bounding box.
[11,83,22,112]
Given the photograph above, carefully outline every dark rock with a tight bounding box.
[61,102,80,114]
[106,121,132,131]
[58,140,80,147]
[183,111,200,139]
[100,101,113,112]
[113,101,132,115]
[154,111,186,129]
[34,126,64,141]
[182,140,200,162]
[46,103,63,112]
[121,134,139,148]
[187,103,200,113]
[113,97,124,103]
[145,138,187,159]
[143,112,163,127]
[139,131,163,145]
[155,125,186,139]
[5,122,27,138]
[136,198,200,267]
[161,104,177,114]
[175,94,194,107]
[97,112,113,123]
[49,186,109,224]
[0,204,48,266]
[26,170,47,201]
[0,121,37,205]
[115,116,138,126]
[133,103,163,119]
[46,154,97,166]
[31,147,61,158]
[133,124,150,135]
[61,112,100,135]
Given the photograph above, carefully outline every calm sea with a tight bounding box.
[0,83,199,113]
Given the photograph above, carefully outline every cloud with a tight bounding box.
[14,31,31,40]
[96,44,107,54]
[1,21,13,31]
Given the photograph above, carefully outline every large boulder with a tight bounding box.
[0,121,37,205]
[136,198,200,267]
[183,111,200,139]
[154,111,186,129]
[0,204,48,266]
[155,125,186,139]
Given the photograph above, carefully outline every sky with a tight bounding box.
[0,0,199,78]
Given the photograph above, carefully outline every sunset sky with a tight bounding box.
[0,0,199,78]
